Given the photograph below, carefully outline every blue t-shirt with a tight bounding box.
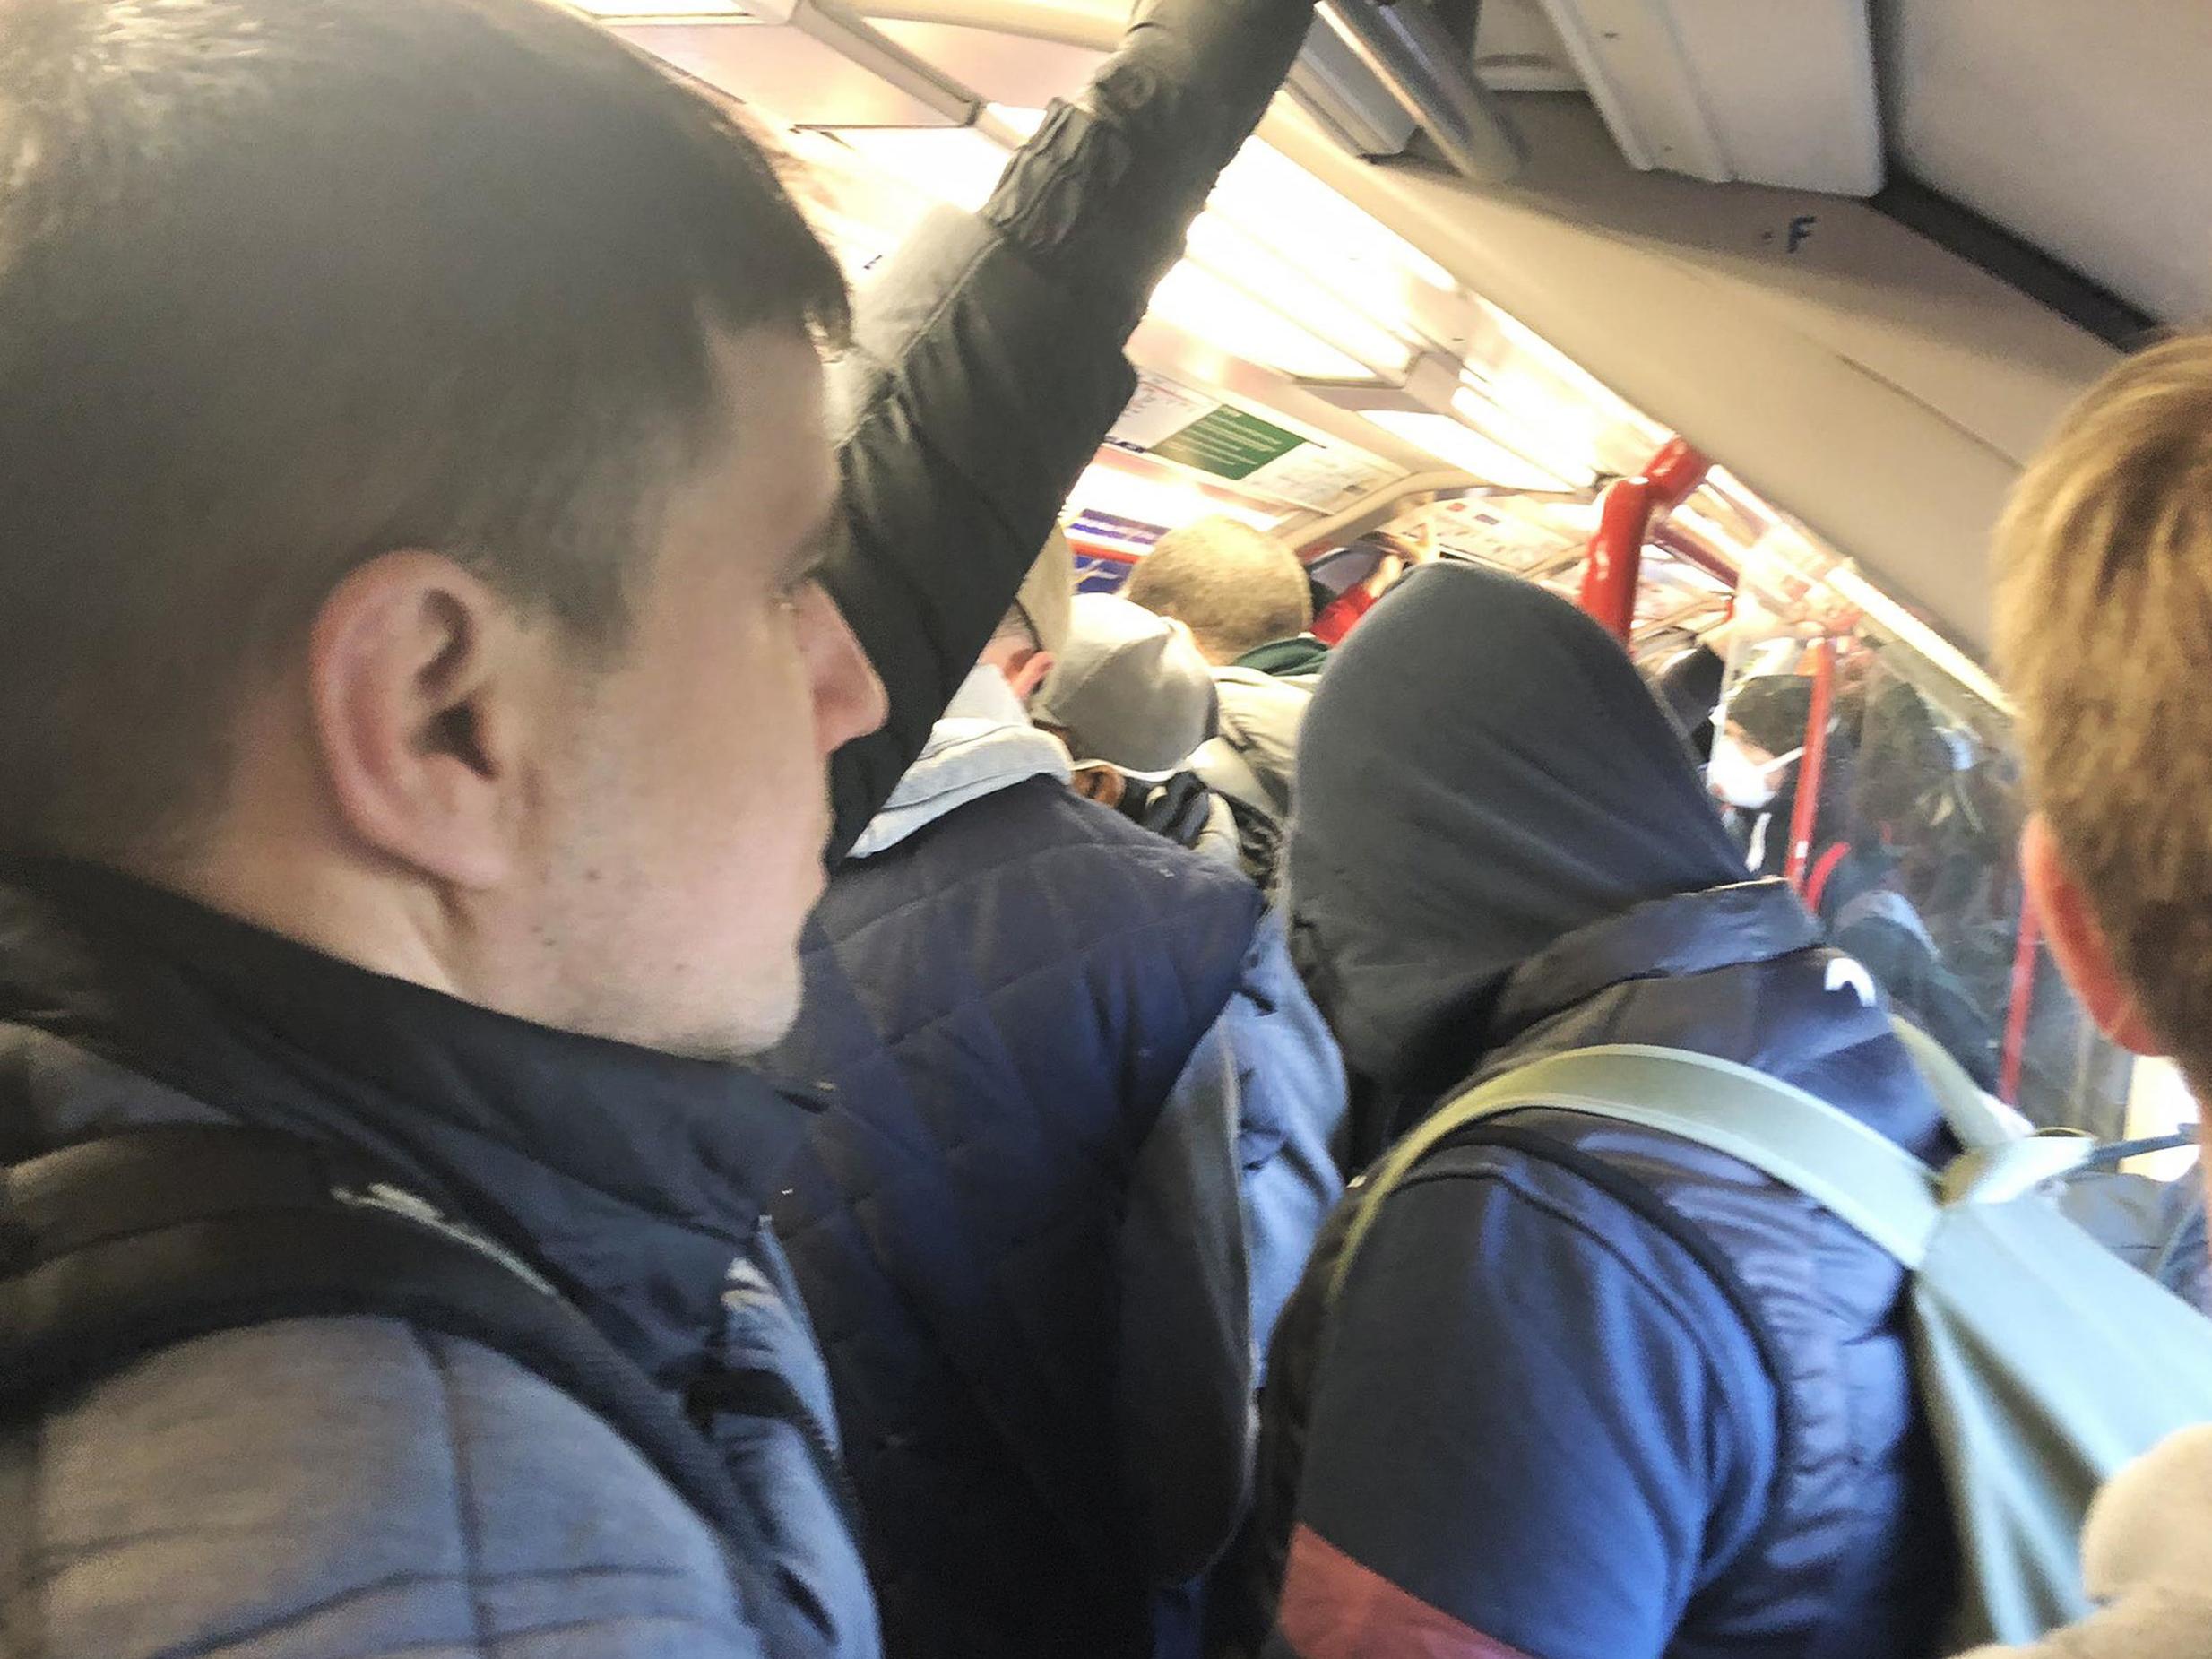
[1269,1141,1777,1659]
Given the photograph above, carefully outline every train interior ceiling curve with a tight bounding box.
[569,0,2209,1145]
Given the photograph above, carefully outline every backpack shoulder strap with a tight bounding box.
[1334,1045,1945,1300]
[1888,1015,2027,1152]
[0,1124,754,1539]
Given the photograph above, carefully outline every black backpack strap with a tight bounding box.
[0,1125,756,1543]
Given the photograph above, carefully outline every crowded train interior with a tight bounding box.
[580,0,2206,1149]
[8,2,2212,1656]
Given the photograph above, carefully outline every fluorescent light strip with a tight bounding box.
[818,123,1012,214]
[1360,410,1581,492]
[1146,263,1379,383]
[1213,140,1456,297]
[1474,300,1668,450]
[1449,384,1600,489]
[805,116,1439,385]
[1183,213,1417,379]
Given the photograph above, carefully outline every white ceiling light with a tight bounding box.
[1359,410,1582,493]
[1145,263,1378,384]
[1449,383,1600,489]
[1475,303,1666,450]
[1182,213,1417,379]
[987,105,1048,142]
[1212,139,1456,298]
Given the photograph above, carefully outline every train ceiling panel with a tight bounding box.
[573,0,2156,676]
[1470,0,1582,92]
[606,11,976,128]
[1878,0,2212,324]
[867,19,1102,106]
[1528,0,1882,194]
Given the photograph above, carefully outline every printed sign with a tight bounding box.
[1148,405,1309,480]
[1107,372,1221,453]
[1244,443,1401,513]
[1102,367,1404,512]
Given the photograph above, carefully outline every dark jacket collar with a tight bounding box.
[0,857,817,1383]
[1232,635,1329,677]
[1486,880,1820,1044]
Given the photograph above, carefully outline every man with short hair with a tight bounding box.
[1959,329,2212,1657]
[1125,518,1326,888]
[1126,518,1319,670]
[768,542,1345,1659]
[0,0,1318,1653]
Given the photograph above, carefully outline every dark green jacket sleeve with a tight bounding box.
[823,0,1318,858]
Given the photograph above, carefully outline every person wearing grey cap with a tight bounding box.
[1124,518,1328,894]
[764,537,1346,1659]
[1033,594,1247,870]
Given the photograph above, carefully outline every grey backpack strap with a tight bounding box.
[1336,1044,1944,1298]
[1890,1015,2026,1153]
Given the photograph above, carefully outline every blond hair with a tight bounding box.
[1995,332,2212,1085]
[1125,517,1311,663]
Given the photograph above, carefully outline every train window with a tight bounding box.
[1715,605,2169,1145]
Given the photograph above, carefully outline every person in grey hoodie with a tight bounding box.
[1965,330,2212,1657]
[1126,518,1328,890]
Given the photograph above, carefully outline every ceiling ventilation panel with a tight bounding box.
[1532,0,1882,194]
[1880,0,2212,324]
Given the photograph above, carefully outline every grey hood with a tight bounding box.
[848,666,1070,860]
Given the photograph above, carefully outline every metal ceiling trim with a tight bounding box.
[1316,0,1526,181]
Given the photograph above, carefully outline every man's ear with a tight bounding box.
[2022,814,2163,1055]
[1007,647,1055,704]
[307,550,540,890]
[1068,765,1126,809]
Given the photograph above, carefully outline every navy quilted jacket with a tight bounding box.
[770,696,1344,1659]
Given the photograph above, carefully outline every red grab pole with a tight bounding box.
[1578,437,1711,641]
[1579,477,1653,640]
[2000,892,2042,1104]
[1783,638,1836,891]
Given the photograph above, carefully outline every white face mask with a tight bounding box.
[1708,737,1803,810]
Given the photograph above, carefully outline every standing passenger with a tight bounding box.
[1127,518,1326,888]
[768,541,1345,1659]
[1952,331,2212,1657]
[1235,562,1954,1659]
[0,0,1323,1652]
[1709,673,1827,877]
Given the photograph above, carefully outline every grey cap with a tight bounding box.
[1032,593,1220,780]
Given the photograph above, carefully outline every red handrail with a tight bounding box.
[1577,437,1712,640]
[1578,478,1655,641]
[2000,891,2042,1104]
[1783,638,1836,890]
